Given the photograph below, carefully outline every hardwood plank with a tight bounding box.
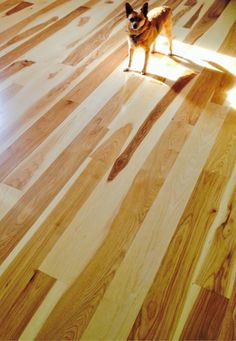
[0,83,22,102]
[217,279,236,340]
[0,16,58,52]
[218,20,236,57]
[196,185,236,298]
[64,13,124,66]
[108,72,196,181]
[164,0,182,10]
[128,109,236,340]
[0,0,70,43]
[63,0,142,66]
[0,99,78,182]
[210,20,236,105]
[0,59,34,82]
[0,270,55,340]
[35,97,224,340]
[183,4,204,28]
[180,288,228,340]
[0,123,132,323]
[0,183,22,219]
[0,43,128,180]
[108,67,221,181]
[5,1,33,16]
[0,0,21,13]
[79,103,228,341]
[0,5,90,69]
[184,0,230,44]
[19,280,67,340]
[0,123,108,265]
[66,42,127,102]
[38,79,168,286]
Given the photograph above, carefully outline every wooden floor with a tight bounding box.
[0,0,235,340]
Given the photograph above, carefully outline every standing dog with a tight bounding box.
[124,2,173,75]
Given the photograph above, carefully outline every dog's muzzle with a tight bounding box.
[132,23,138,29]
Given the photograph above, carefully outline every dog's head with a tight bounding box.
[125,2,148,31]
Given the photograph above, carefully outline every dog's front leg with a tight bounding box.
[124,47,134,72]
[142,48,150,75]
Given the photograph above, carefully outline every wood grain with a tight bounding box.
[0,5,89,69]
[184,0,231,44]
[5,1,33,16]
[196,185,236,298]
[0,124,131,323]
[217,279,236,340]
[0,0,21,13]
[0,59,34,82]
[108,72,196,181]
[0,270,55,340]
[0,1,235,339]
[0,83,22,103]
[128,110,236,340]
[180,288,228,340]
[0,0,71,43]
[0,16,59,52]
[184,4,204,28]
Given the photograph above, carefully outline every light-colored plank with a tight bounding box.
[0,183,22,219]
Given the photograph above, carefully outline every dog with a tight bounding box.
[124,2,173,75]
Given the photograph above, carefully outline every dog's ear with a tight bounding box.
[141,2,148,17]
[125,2,133,17]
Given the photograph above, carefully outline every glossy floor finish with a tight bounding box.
[0,0,235,340]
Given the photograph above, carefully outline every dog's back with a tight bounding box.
[148,6,172,31]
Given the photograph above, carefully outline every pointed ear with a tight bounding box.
[125,2,133,17]
[141,2,148,17]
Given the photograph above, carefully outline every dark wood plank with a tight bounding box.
[0,0,21,13]
[180,288,228,340]
[184,4,204,29]
[217,279,236,340]
[5,1,33,16]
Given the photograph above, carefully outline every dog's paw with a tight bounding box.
[141,70,146,75]
[123,67,130,72]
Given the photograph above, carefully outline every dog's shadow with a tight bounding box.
[125,51,204,85]
[125,50,234,93]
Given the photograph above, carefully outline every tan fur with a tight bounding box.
[124,3,173,75]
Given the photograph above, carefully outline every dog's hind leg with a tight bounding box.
[151,39,157,53]
[163,16,173,55]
